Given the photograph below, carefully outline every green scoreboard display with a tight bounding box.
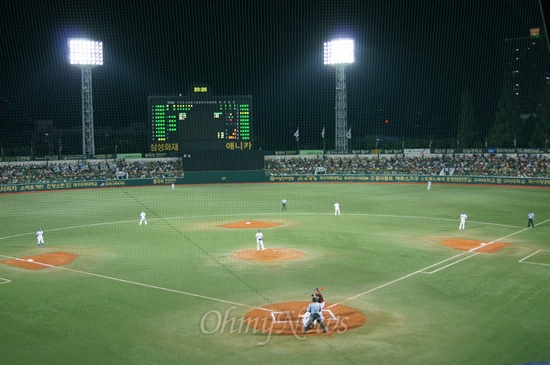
[148,93,263,171]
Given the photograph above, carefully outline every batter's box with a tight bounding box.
[0,278,12,285]
[519,249,550,267]
[271,309,337,324]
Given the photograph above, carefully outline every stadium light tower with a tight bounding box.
[324,38,354,152]
[68,38,103,157]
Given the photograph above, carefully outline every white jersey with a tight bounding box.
[36,230,44,240]
[460,213,468,222]
[255,232,263,241]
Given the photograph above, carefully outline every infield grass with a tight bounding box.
[0,182,549,365]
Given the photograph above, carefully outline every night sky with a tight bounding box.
[0,0,547,151]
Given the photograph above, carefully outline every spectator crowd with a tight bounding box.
[0,154,549,185]
[265,154,550,178]
[0,159,182,185]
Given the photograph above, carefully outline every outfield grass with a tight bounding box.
[0,182,549,365]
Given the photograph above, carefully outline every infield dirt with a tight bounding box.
[245,301,366,336]
[1,252,77,270]
[440,238,509,253]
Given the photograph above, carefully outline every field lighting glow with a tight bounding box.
[68,39,103,65]
[324,39,355,65]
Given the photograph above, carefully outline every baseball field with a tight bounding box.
[0,182,548,365]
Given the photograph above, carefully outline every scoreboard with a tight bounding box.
[148,94,263,171]
[149,95,252,151]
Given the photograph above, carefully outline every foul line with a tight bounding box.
[329,219,550,308]
[0,253,274,312]
[0,278,11,285]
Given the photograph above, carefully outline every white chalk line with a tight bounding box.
[272,309,337,324]
[519,249,550,267]
[0,253,273,312]
[0,277,11,285]
[329,218,550,308]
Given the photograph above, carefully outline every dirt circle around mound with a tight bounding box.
[1,252,77,270]
[244,301,366,336]
[440,238,509,253]
[220,220,282,229]
[234,248,304,262]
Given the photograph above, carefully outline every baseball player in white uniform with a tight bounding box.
[459,212,468,230]
[334,202,341,215]
[139,211,147,225]
[255,230,265,251]
[36,228,44,248]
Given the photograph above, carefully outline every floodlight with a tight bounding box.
[324,39,354,65]
[69,39,103,65]
[324,38,354,152]
[68,38,103,157]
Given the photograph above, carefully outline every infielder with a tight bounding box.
[334,202,341,215]
[139,211,147,225]
[459,212,468,230]
[36,228,44,248]
[427,180,432,190]
[255,230,265,251]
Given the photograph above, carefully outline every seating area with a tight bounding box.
[265,154,550,178]
[0,154,548,185]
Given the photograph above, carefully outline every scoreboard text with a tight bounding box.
[148,96,252,153]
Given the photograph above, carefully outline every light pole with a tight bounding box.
[324,38,354,153]
[68,38,103,158]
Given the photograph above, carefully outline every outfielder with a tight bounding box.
[36,228,44,248]
[334,202,341,215]
[459,212,468,230]
[139,211,147,225]
[255,230,265,251]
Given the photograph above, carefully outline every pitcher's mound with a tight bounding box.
[234,248,304,262]
[220,221,282,229]
[245,301,366,336]
[2,252,77,270]
[440,239,509,253]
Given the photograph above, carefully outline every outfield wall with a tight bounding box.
[1,171,549,193]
